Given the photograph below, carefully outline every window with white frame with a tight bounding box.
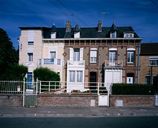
[90,48,97,63]
[77,71,83,82]
[127,50,135,64]
[28,30,34,45]
[149,56,158,66]
[28,53,33,62]
[69,70,83,82]
[109,48,117,65]
[50,51,56,59]
[124,33,134,38]
[110,31,117,38]
[73,48,80,61]
[69,71,75,82]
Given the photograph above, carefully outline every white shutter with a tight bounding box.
[69,48,73,61]
[80,48,83,60]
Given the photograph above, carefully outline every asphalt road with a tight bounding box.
[0,117,158,128]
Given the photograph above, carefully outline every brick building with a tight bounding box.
[140,43,158,85]
[19,21,141,92]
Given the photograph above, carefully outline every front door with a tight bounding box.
[89,72,97,92]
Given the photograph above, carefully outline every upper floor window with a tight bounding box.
[51,32,56,39]
[90,48,97,63]
[28,30,34,45]
[73,48,80,61]
[28,41,34,45]
[28,53,33,62]
[74,32,80,38]
[108,48,117,65]
[124,33,134,38]
[127,48,135,64]
[149,56,158,66]
[110,31,117,38]
[50,51,56,59]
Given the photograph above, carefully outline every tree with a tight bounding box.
[33,67,60,81]
[2,64,28,80]
[0,28,18,79]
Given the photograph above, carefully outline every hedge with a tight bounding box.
[112,83,154,95]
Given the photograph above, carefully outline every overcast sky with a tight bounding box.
[0,0,158,48]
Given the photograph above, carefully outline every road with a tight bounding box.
[0,117,158,128]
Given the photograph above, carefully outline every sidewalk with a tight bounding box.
[0,106,158,117]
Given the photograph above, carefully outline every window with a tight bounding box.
[110,31,117,38]
[127,51,135,64]
[73,48,80,61]
[69,71,75,82]
[28,41,34,45]
[145,75,151,85]
[124,33,134,38]
[149,57,158,66]
[77,71,83,82]
[28,53,33,62]
[109,51,117,65]
[51,32,56,39]
[50,51,56,59]
[90,48,97,63]
[69,70,83,82]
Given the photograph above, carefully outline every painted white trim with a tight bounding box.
[127,48,135,51]
[109,48,117,51]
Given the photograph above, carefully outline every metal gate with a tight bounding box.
[23,79,38,107]
[98,83,111,107]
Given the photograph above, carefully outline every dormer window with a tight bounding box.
[74,32,80,38]
[51,32,56,39]
[124,32,134,38]
[110,31,117,38]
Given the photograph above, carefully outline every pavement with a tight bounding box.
[0,106,158,117]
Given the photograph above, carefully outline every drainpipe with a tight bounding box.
[137,43,141,84]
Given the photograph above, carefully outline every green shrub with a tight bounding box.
[112,83,154,95]
[33,67,60,81]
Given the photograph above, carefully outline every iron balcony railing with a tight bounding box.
[104,60,123,67]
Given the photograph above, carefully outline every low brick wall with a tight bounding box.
[37,94,98,107]
[0,94,155,107]
[110,95,155,107]
[0,95,22,107]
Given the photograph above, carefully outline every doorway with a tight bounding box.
[89,72,97,92]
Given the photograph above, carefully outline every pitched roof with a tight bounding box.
[20,25,140,38]
[141,43,158,56]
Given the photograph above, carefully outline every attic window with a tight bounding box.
[74,32,80,38]
[51,32,56,39]
[110,31,117,38]
[124,33,134,38]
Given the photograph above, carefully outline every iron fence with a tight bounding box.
[0,80,111,95]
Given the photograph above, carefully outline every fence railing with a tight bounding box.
[0,81,23,94]
[0,80,112,95]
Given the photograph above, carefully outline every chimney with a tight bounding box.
[66,20,71,32]
[97,20,102,32]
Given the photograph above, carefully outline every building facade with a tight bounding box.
[19,21,141,92]
[140,43,158,85]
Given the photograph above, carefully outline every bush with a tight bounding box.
[112,83,154,95]
[0,64,28,80]
[33,67,60,81]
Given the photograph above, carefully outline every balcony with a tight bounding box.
[67,60,85,68]
[38,58,62,65]
[104,60,123,68]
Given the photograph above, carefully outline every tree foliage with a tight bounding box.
[0,28,24,80]
[33,67,60,81]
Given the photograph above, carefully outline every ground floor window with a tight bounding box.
[69,70,83,83]
[126,73,134,84]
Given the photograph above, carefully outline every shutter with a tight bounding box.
[69,48,73,61]
[80,48,83,60]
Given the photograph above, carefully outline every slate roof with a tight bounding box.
[20,24,140,39]
[141,43,158,56]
